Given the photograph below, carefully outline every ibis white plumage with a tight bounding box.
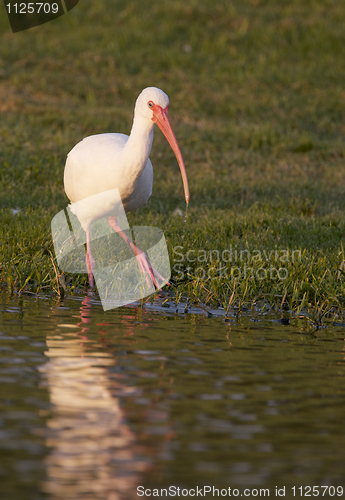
[63,87,190,288]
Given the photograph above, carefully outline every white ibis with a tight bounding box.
[64,87,190,289]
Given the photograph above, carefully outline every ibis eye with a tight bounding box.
[148,101,154,108]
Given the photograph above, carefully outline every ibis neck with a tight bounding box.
[122,115,155,181]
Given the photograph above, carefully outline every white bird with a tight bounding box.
[64,87,190,288]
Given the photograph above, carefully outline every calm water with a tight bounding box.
[0,292,345,499]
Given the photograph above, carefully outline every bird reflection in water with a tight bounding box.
[79,288,92,338]
[39,291,147,500]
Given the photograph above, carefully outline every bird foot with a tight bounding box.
[135,252,166,289]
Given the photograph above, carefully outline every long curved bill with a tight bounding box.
[152,105,190,206]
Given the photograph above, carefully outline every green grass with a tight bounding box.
[1,0,345,318]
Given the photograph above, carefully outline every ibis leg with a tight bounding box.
[86,230,95,289]
[108,216,165,289]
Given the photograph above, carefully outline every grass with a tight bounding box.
[1,0,345,318]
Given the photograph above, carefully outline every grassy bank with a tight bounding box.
[1,0,345,316]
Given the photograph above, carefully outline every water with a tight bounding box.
[0,292,345,499]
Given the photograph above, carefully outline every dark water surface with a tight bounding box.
[0,292,345,499]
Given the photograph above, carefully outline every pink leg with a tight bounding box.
[86,230,95,289]
[108,216,165,289]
